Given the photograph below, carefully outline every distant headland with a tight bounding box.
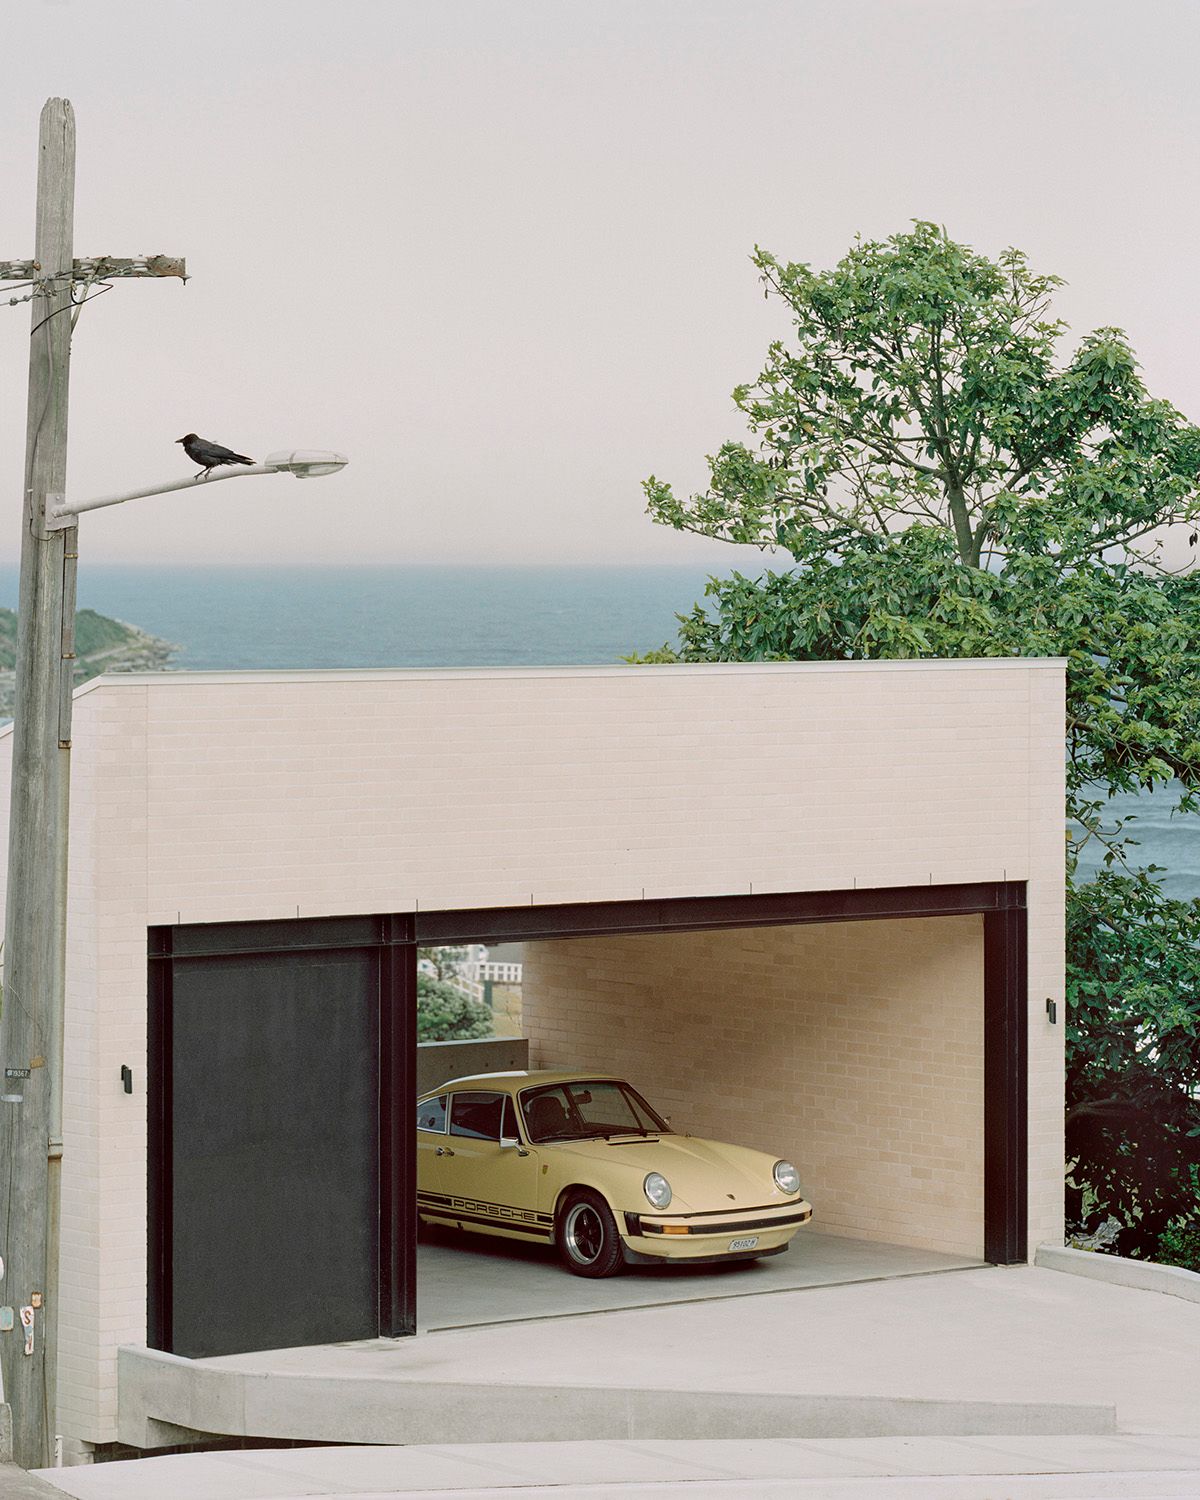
[0,608,176,720]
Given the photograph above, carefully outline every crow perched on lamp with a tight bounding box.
[176,433,255,478]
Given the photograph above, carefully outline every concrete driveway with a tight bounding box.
[410,1262,1198,1436]
[117,1260,1200,1449]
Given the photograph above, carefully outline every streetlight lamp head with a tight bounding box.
[263,449,349,479]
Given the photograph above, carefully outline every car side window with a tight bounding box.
[449,1090,505,1141]
[500,1095,522,1143]
[416,1094,447,1133]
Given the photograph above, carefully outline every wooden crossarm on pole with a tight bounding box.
[0,255,186,281]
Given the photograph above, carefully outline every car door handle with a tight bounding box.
[436,1146,455,1157]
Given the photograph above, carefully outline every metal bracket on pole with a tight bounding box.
[44,494,72,533]
[59,538,77,749]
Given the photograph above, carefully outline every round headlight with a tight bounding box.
[773,1160,801,1195]
[643,1172,672,1209]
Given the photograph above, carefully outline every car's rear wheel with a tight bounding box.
[555,1189,624,1278]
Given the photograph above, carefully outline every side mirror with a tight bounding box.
[500,1137,530,1157]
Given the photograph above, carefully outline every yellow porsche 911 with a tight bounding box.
[416,1069,813,1277]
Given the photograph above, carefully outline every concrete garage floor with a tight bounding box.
[416,1224,985,1331]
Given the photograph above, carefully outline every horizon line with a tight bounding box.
[0,558,779,571]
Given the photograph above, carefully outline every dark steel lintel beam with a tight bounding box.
[415,881,1023,946]
[151,884,1021,958]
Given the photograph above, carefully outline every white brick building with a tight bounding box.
[0,658,1066,1452]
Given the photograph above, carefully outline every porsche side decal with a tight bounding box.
[418,1190,553,1228]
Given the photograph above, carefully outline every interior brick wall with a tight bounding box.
[523,914,984,1257]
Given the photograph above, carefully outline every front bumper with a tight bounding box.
[621,1198,812,1261]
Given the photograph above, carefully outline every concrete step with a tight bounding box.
[117,1343,1116,1450]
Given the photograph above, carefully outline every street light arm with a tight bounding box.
[50,464,282,525]
[47,450,348,527]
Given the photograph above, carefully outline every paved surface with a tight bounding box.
[0,1467,67,1500]
[416,1225,983,1330]
[196,1265,1200,1437]
[31,1437,1200,1498]
[98,1263,1200,1493]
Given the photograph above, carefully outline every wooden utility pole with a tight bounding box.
[1,96,77,1472]
[0,98,185,1469]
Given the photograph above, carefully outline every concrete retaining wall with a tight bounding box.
[417,1036,529,1095]
[1036,1243,1200,1304]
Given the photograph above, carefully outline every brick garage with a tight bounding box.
[0,657,1064,1452]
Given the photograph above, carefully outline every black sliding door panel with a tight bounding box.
[169,948,379,1358]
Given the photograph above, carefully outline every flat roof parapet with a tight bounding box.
[75,656,1068,695]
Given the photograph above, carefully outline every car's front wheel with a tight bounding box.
[555,1189,624,1278]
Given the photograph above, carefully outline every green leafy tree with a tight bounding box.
[1067,871,1200,1249]
[419,945,471,983]
[1157,1216,1200,1273]
[644,223,1200,1256]
[416,974,493,1043]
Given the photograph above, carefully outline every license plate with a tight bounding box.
[728,1235,759,1252]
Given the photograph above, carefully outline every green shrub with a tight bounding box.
[1156,1218,1200,1273]
[416,975,493,1042]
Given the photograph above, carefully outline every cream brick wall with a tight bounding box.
[523,916,985,1257]
[0,658,1064,1445]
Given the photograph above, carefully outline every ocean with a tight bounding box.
[1072,787,1200,904]
[0,562,1195,901]
[10,563,715,672]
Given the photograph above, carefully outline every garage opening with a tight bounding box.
[148,883,1025,1359]
[524,914,986,1258]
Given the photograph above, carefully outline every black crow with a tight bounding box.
[176,433,255,478]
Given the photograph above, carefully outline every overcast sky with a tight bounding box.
[1,0,1197,566]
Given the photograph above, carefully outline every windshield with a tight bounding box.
[520,1079,669,1143]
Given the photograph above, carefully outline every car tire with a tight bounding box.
[555,1189,625,1278]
